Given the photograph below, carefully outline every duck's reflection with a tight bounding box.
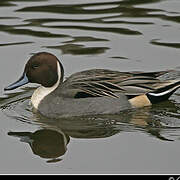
[8,129,70,163]
[7,97,180,162]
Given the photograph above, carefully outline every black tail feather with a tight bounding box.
[147,81,180,104]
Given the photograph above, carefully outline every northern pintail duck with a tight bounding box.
[4,52,180,118]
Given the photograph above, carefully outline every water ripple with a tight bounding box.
[151,39,180,49]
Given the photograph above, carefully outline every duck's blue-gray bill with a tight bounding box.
[4,73,29,91]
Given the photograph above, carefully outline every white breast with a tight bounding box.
[31,61,61,109]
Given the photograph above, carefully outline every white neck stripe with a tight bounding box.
[31,61,61,109]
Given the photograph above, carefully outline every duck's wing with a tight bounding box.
[62,69,175,99]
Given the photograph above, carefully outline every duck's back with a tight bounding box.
[58,69,168,99]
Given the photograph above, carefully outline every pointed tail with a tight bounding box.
[129,80,180,108]
[146,80,180,104]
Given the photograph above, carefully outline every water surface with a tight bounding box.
[0,0,180,174]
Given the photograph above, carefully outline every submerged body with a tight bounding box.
[4,52,180,118]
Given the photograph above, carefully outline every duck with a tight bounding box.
[4,52,180,118]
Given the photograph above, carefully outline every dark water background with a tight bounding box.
[0,0,180,174]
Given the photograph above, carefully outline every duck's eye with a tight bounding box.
[32,64,39,69]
